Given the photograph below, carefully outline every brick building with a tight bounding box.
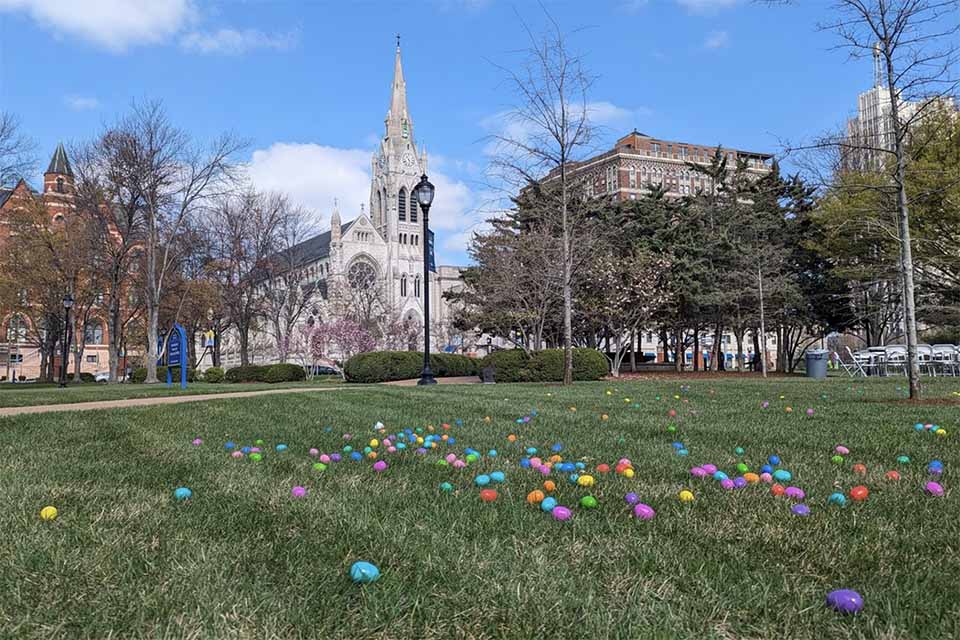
[0,145,113,381]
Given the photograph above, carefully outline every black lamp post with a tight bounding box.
[414,174,437,386]
[59,293,74,388]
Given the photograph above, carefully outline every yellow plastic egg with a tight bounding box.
[40,506,58,521]
[601,414,609,421]
[623,468,635,479]
[577,475,595,487]
[369,439,379,448]
[679,490,695,502]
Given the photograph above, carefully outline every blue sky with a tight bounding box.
[1,0,875,264]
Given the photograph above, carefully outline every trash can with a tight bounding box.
[805,349,830,379]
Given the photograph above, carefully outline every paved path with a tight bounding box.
[0,386,345,418]
[385,376,480,386]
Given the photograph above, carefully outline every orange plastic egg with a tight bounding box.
[852,463,867,475]
[543,480,556,493]
[526,490,545,504]
[743,472,760,484]
[507,434,517,442]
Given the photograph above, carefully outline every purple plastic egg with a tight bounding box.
[760,472,773,484]
[928,466,943,476]
[192,438,203,446]
[690,467,708,478]
[826,589,864,614]
[330,453,342,462]
[416,447,428,455]
[720,478,735,490]
[633,503,656,520]
[538,465,551,475]
[625,492,640,505]
[791,504,810,516]
[373,460,387,472]
[552,506,572,521]
[702,464,718,474]
[734,477,748,489]
[291,486,307,498]
[925,481,944,497]
[785,487,805,500]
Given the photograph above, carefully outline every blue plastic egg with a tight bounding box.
[773,469,792,482]
[241,447,252,454]
[552,443,563,453]
[490,471,505,483]
[276,444,288,452]
[526,447,538,455]
[575,462,585,470]
[447,437,456,445]
[828,492,847,506]
[475,474,491,487]
[174,487,192,501]
[351,451,363,461]
[350,561,380,584]
[225,441,235,450]
[672,442,684,449]
[541,497,557,512]
[713,471,729,481]
[455,419,463,426]
[568,474,579,484]
[761,464,773,474]
[488,449,498,457]
[678,449,689,456]
[520,458,531,468]
[769,455,781,466]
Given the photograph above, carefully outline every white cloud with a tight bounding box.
[245,142,482,264]
[180,28,298,55]
[704,30,730,49]
[677,0,739,13]
[65,95,100,110]
[0,0,192,52]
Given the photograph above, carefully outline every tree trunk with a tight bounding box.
[713,322,723,372]
[213,329,221,367]
[735,332,744,372]
[629,329,636,372]
[108,293,121,384]
[674,326,683,372]
[146,303,159,384]
[238,324,250,366]
[693,328,700,372]
[752,329,761,373]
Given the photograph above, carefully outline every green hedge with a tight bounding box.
[344,351,479,383]
[224,365,270,383]
[79,372,96,383]
[131,366,197,384]
[479,348,608,382]
[263,363,306,383]
[203,366,224,383]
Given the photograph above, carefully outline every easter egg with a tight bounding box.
[538,465,551,476]
[369,439,379,448]
[623,468,635,479]
[625,492,640,505]
[225,441,236,450]
[479,489,498,502]
[702,464,718,474]
[897,455,910,464]
[552,506,573,521]
[785,407,793,413]
[885,470,901,481]
[577,475,595,488]
[439,482,454,493]
[768,455,781,466]
[313,462,327,471]
[319,454,331,463]
[925,481,944,497]
[343,446,353,453]
[308,448,319,457]
[488,450,498,458]
[466,454,479,463]
[850,485,869,501]
[835,445,849,455]
[540,497,557,512]
[597,464,610,474]
[831,455,844,465]
[543,481,556,493]
[771,484,786,497]
[677,449,689,456]
[734,447,745,456]
[713,471,729,482]
[580,496,598,509]
[720,479,735,490]
[690,467,707,478]
[192,438,203,446]
[806,408,814,417]
[733,477,748,489]
[291,486,307,498]
[666,425,677,433]
[251,447,262,454]
[249,453,263,462]
[761,401,769,409]
[852,464,867,475]
[40,506,58,521]
[828,492,847,506]
[929,460,944,470]
[373,460,388,472]
[736,463,749,474]
[936,428,947,437]
[174,487,192,501]
[633,503,656,520]
[527,490,545,504]
[914,423,924,431]
[255,439,264,446]
[791,504,811,516]
[773,469,792,482]
[826,589,863,614]
[475,475,491,487]
[276,444,288,452]
[928,465,943,476]
[667,409,677,418]
[601,414,609,421]
[744,473,760,484]
[490,471,506,483]
[785,487,805,500]
[367,452,378,460]
[678,490,695,502]
[760,473,773,484]
[761,464,773,474]
[230,451,243,459]
[350,561,380,584]
[351,452,363,461]
[241,447,252,454]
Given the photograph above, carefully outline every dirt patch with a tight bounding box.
[864,398,960,407]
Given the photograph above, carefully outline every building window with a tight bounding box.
[5,315,26,342]
[414,275,421,298]
[398,188,407,222]
[56,177,64,193]
[9,354,23,364]
[84,321,105,345]
[400,274,408,297]
[628,169,637,188]
[86,354,98,363]
[410,198,418,223]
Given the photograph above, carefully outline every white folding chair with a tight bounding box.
[917,344,937,376]
[932,344,958,376]
[884,345,907,376]
[845,347,870,376]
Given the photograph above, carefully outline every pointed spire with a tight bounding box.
[330,199,342,243]
[46,142,73,177]
[386,40,411,141]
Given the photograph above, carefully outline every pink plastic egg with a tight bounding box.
[633,503,656,520]
[760,473,773,484]
[835,445,850,455]
[388,446,397,453]
[192,438,203,446]
[702,464,718,474]
[291,486,307,498]
[720,478,735,490]
[538,465,551,475]
[231,451,243,459]
[308,448,319,457]
[319,454,331,464]
[530,457,542,467]
[373,460,388,472]
[552,506,572,521]
[446,453,457,463]
[452,460,466,469]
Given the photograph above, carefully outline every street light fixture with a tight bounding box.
[59,293,74,388]
[414,173,436,386]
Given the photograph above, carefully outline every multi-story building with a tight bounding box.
[556,130,773,201]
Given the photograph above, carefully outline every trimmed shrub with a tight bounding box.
[344,351,479,383]
[130,366,196,383]
[203,367,225,383]
[263,363,307,383]
[479,348,608,382]
[224,365,270,383]
[79,372,96,383]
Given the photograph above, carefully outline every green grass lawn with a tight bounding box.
[0,377,342,408]
[1,378,958,639]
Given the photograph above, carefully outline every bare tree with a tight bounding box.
[0,112,34,187]
[489,16,598,384]
[112,101,244,383]
[767,0,959,399]
[258,195,320,363]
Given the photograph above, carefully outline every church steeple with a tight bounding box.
[385,38,412,143]
[43,142,74,194]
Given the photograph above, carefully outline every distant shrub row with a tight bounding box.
[478,348,609,382]
[343,351,479,383]
[130,363,304,384]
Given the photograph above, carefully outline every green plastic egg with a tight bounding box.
[897,455,910,464]
[734,447,745,456]
[831,455,844,465]
[580,496,598,509]
[466,453,479,463]
[312,462,327,471]
[249,453,262,462]
[736,463,749,473]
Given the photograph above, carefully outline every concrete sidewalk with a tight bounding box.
[384,376,481,386]
[0,386,344,418]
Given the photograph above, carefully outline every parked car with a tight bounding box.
[306,364,341,377]
[94,371,111,383]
